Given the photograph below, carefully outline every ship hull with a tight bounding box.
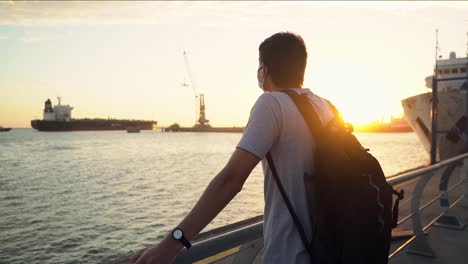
[31,119,156,132]
[401,90,467,161]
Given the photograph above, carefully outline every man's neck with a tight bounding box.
[263,78,302,92]
[268,87,302,92]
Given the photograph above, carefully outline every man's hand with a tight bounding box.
[130,237,182,264]
[131,245,172,264]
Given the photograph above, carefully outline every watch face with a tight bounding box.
[173,229,183,240]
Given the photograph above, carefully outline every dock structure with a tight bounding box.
[161,124,244,133]
[115,153,468,263]
[163,127,244,133]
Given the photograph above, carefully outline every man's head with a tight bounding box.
[258,32,307,90]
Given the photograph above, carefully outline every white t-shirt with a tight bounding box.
[237,88,335,264]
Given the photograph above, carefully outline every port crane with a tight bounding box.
[182,51,210,127]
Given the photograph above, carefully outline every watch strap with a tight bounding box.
[172,228,192,249]
[179,236,191,249]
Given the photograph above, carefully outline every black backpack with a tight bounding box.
[266,89,404,264]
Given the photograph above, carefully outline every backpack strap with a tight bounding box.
[324,99,340,117]
[264,89,327,256]
[266,152,313,256]
[280,89,324,139]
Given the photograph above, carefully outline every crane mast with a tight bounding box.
[182,51,210,127]
[197,94,209,126]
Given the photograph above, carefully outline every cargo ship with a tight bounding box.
[31,98,157,132]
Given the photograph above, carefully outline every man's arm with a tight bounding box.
[133,148,260,264]
[176,147,261,240]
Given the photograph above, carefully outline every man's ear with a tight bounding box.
[262,65,268,76]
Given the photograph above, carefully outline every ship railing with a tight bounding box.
[171,152,468,263]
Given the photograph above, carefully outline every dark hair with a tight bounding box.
[259,32,307,88]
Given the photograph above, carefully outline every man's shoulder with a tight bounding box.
[252,92,283,113]
[256,92,279,104]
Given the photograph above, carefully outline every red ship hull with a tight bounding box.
[31,119,156,131]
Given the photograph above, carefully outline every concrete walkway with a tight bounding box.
[389,204,468,264]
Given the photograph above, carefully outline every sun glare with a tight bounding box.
[338,101,402,127]
[313,61,403,127]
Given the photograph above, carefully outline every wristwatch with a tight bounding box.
[171,228,192,249]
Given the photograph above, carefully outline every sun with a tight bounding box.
[309,62,403,127]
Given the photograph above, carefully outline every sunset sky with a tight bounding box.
[1,1,467,128]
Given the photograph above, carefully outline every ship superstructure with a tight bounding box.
[402,51,468,161]
[42,97,73,122]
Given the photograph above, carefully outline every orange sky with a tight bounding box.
[1,1,468,128]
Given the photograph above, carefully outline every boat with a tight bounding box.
[0,126,12,132]
[402,51,468,161]
[31,98,157,132]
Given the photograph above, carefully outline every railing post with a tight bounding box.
[406,172,436,257]
[461,159,468,208]
[433,161,465,230]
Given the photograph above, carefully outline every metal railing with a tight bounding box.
[172,152,468,263]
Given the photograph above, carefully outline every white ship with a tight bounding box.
[402,51,468,161]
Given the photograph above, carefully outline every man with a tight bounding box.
[132,32,335,264]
